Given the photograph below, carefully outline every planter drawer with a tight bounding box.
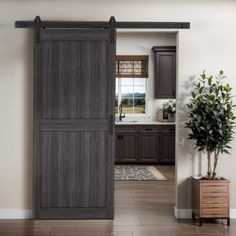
[202,185,228,194]
[202,196,228,204]
[202,207,228,217]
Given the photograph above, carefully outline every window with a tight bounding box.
[115,55,148,115]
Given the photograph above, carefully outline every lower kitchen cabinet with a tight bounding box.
[120,133,137,162]
[115,125,175,164]
[139,134,161,162]
[161,130,175,163]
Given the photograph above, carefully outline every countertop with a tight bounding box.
[115,120,175,125]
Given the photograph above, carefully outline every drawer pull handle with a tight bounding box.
[145,128,153,131]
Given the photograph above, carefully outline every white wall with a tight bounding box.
[0,0,236,215]
[117,32,176,120]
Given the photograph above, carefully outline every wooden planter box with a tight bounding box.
[192,177,230,226]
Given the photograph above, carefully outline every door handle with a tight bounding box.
[109,114,113,135]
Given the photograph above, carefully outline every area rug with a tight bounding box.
[114,165,167,181]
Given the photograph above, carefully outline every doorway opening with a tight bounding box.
[114,30,178,219]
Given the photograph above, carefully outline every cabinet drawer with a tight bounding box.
[138,126,161,133]
[202,196,228,204]
[202,185,228,194]
[162,126,175,132]
[202,207,228,217]
[115,125,137,133]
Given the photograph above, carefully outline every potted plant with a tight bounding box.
[163,100,176,122]
[186,70,235,226]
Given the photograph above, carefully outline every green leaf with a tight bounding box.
[208,76,212,86]
[223,149,231,154]
[197,116,201,123]
[199,87,203,94]
[192,92,196,99]
[213,110,217,116]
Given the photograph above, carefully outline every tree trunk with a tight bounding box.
[212,152,219,180]
[207,152,212,179]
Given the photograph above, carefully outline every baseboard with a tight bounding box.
[174,207,236,219]
[0,208,235,220]
[230,209,236,218]
[0,210,33,219]
[174,207,192,219]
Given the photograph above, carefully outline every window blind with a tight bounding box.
[116,55,148,78]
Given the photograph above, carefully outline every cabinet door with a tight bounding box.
[120,134,137,162]
[161,129,175,163]
[139,134,160,162]
[153,48,176,99]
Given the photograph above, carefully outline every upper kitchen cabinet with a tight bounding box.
[152,46,176,99]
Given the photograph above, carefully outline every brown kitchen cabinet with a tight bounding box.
[139,134,161,162]
[152,46,176,99]
[138,125,161,162]
[115,125,137,162]
[161,125,175,163]
[115,125,175,164]
[120,134,138,162]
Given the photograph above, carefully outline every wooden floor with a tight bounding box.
[0,165,235,236]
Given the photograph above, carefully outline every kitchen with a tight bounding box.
[114,31,176,180]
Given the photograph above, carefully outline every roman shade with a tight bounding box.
[116,55,148,78]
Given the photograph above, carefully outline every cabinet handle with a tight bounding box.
[145,128,153,131]
[163,128,175,132]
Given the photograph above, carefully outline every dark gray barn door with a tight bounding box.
[33,29,115,219]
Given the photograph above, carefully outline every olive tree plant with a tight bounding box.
[186,70,235,180]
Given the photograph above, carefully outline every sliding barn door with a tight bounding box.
[33,29,115,219]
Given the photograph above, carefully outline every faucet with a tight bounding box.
[119,104,126,121]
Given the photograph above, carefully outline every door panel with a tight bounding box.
[41,40,108,119]
[40,131,106,208]
[34,29,115,219]
[159,54,173,95]
[154,51,176,98]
